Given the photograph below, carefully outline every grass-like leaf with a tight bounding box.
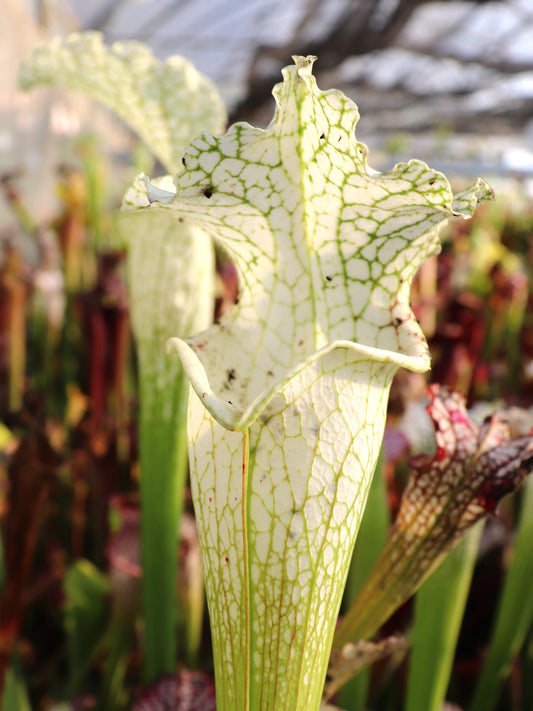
[469,475,533,711]
[405,522,483,711]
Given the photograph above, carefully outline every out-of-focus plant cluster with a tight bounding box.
[422,191,533,405]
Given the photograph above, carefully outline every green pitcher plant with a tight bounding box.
[124,56,493,710]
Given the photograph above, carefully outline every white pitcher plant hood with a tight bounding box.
[20,30,229,356]
[125,56,492,710]
[19,31,227,173]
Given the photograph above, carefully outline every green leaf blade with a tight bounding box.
[469,476,533,711]
[119,183,215,680]
[406,523,483,711]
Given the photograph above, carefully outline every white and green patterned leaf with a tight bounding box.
[132,56,492,429]
[19,29,221,374]
[124,56,492,711]
[19,32,227,174]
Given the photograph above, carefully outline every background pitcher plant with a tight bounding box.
[124,56,492,711]
[20,31,228,681]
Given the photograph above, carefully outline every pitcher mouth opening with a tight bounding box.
[167,334,430,432]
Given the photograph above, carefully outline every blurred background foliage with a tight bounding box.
[2,1,533,710]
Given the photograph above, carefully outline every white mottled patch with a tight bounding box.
[348,281,369,311]
[378,237,405,265]
[346,258,370,282]
[333,501,348,525]
[274,480,293,515]
[252,496,272,533]
[379,274,399,295]
[370,285,391,308]
[199,151,221,174]
[290,511,305,538]
[286,556,298,581]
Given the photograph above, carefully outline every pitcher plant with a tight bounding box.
[124,55,492,710]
